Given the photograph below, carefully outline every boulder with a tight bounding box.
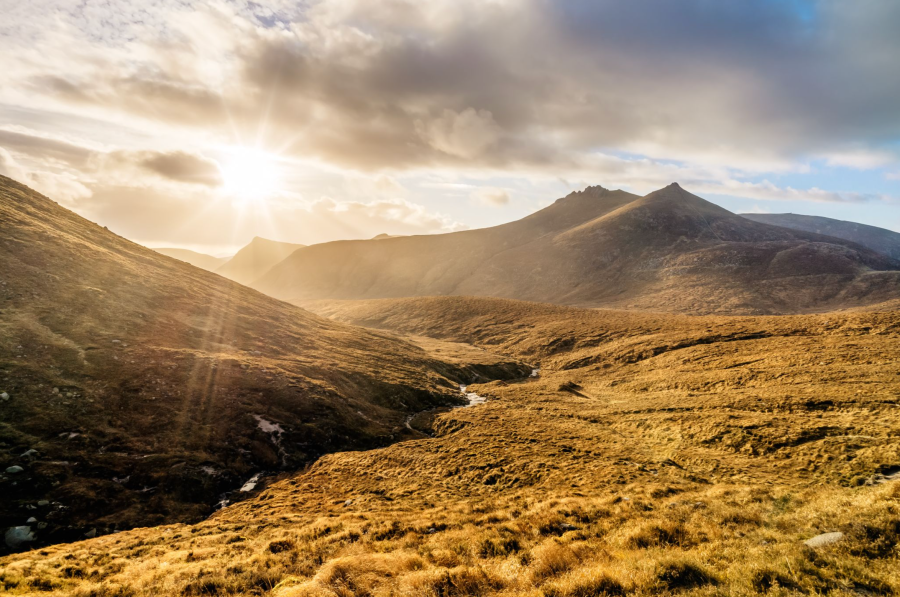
[804,532,844,548]
[5,526,34,549]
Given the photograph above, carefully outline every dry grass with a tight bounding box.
[0,177,530,546]
[3,296,900,595]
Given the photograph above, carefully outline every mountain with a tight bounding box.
[215,237,306,286]
[5,295,900,595]
[254,184,900,314]
[741,213,900,260]
[152,247,231,272]
[0,175,527,551]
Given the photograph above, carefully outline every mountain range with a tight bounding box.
[253,184,900,314]
[215,237,306,286]
[741,212,900,260]
[153,247,231,272]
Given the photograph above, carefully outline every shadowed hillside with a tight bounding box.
[152,248,231,272]
[3,295,899,595]
[0,176,528,552]
[742,213,900,260]
[254,184,900,314]
[216,237,306,286]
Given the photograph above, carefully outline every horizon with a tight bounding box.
[136,181,899,257]
[1,0,898,255]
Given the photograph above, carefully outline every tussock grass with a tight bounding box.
[4,296,900,595]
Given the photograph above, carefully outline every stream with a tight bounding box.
[226,368,540,508]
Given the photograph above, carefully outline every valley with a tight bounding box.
[0,176,527,552]
[3,294,899,595]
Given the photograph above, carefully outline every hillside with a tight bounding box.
[0,175,528,552]
[152,247,231,272]
[254,184,900,314]
[4,295,900,595]
[742,213,900,260]
[216,237,306,286]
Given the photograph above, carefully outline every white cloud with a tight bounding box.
[0,147,92,203]
[822,149,897,170]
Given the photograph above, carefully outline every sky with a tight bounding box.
[1,0,899,255]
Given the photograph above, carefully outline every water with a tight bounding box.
[239,472,263,492]
[458,384,486,406]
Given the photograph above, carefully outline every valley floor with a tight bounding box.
[3,297,900,596]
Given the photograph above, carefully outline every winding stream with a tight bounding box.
[229,368,539,507]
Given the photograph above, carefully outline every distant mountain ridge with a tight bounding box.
[741,213,900,260]
[255,183,900,314]
[153,247,231,272]
[215,236,306,286]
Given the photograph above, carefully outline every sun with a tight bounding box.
[220,147,280,204]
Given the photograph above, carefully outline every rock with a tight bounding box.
[85,528,97,538]
[5,465,24,474]
[0,392,8,401]
[21,449,38,460]
[37,500,50,507]
[5,526,34,549]
[804,531,844,548]
[26,517,36,523]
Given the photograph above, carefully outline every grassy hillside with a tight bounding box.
[4,296,899,595]
[0,176,528,551]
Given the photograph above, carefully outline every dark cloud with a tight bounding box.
[0,128,93,167]
[15,0,900,172]
[0,128,222,187]
[137,151,222,186]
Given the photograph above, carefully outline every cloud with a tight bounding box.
[0,127,223,187]
[695,179,883,204]
[0,127,94,168]
[136,151,222,186]
[416,109,501,159]
[822,150,897,170]
[0,0,898,245]
[74,184,464,251]
[0,147,92,203]
[5,0,897,176]
[473,187,510,206]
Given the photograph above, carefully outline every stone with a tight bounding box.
[26,517,36,523]
[0,392,8,401]
[5,465,24,474]
[5,526,34,549]
[804,532,844,548]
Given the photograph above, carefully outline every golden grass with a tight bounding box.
[3,297,900,596]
